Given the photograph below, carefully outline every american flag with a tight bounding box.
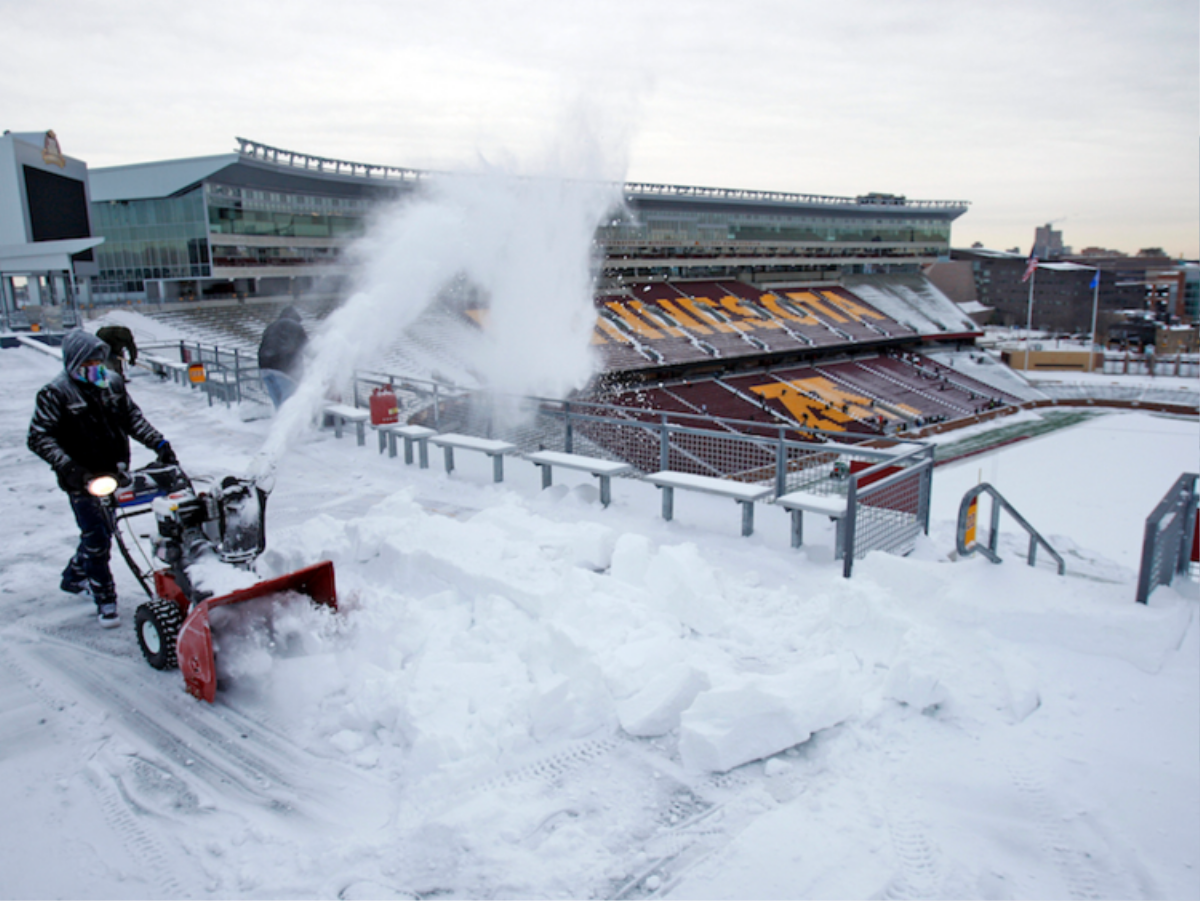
[1021,252,1038,283]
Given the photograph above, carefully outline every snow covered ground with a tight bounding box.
[1,342,1198,900]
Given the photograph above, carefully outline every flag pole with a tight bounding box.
[1087,268,1100,373]
[1023,264,1036,371]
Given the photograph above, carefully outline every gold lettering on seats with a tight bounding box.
[761,294,819,325]
[751,376,919,430]
[786,291,848,323]
[657,299,713,334]
[750,381,851,431]
[820,290,887,321]
[594,316,631,344]
[720,296,777,328]
[632,301,685,336]
[605,302,662,339]
[679,297,736,332]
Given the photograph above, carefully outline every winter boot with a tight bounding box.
[61,563,89,595]
[97,600,120,629]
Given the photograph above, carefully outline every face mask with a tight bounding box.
[75,363,109,388]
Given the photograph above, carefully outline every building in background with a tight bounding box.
[1033,222,1065,258]
[0,130,102,329]
[88,138,418,303]
[946,229,1193,338]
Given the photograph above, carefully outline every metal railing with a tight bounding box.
[137,340,267,408]
[1136,473,1199,605]
[955,483,1065,575]
[131,352,937,575]
[352,370,935,577]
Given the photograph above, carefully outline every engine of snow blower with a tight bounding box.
[102,464,337,702]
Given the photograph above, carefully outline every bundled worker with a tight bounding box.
[96,323,138,376]
[27,330,178,628]
[257,306,308,409]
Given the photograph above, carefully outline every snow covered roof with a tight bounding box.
[1036,261,1094,272]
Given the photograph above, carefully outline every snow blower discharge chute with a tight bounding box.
[91,465,337,702]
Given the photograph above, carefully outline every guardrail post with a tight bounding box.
[659,414,669,472]
[775,427,787,497]
[919,455,933,534]
[233,348,242,404]
[564,401,574,453]
[842,477,858,578]
[988,496,1002,556]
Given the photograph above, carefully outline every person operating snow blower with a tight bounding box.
[28,329,178,628]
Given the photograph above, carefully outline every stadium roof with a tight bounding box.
[89,154,238,201]
[90,138,970,220]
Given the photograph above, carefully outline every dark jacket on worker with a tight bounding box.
[96,324,138,374]
[257,307,308,378]
[28,330,164,492]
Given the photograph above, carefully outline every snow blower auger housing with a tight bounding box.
[95,464,337,702]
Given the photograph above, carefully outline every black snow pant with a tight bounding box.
[63,492,117,606]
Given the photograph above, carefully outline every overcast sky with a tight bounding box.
[5,0,1197,258]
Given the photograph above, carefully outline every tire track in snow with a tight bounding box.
[1003,757,1133,900]
[868,719,947,901]
[879,800,943,900]
[11,628,383,823]
[81,761,189,898]
[0,642,194,897]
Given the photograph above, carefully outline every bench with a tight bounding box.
[381,424,436,467]
[645,471,772,537]
[141,354,190,386]
[322,404,370,446]
[524,451,633,508]
[429,433,518,483]
[774,490,849,558]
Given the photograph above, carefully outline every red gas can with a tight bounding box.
[369,386,399,425]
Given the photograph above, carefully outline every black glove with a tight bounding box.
[156,441,178,467]
[59,462,89,493]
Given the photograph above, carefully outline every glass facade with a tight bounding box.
[86,145,964,299]
[205,183,369,239]
[601,208,953,247]
[90,181,376,295]
[91,189,209,292]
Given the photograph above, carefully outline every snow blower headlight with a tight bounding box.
[87,474,119,497]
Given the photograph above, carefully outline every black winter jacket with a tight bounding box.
[28,330,165,492]
[257,309,308,377]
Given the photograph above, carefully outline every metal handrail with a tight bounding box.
[955,483,1065,575]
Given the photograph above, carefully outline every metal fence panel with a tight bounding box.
[845,460,932,576]
[1136,473,1199,604]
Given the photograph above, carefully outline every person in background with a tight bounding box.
[257,306,308,409]
[27,330,177,628]
[96,324,138,376]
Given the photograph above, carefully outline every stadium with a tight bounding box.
[2,132,1198,900]
[3,130,1193,568]
[0,132,1021,427]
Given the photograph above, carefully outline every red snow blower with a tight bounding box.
[92,464,337,702]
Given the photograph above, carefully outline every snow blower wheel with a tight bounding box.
[135,598,184,670]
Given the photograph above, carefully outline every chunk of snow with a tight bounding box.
[679,656,856,773]
[616,664,710,737]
